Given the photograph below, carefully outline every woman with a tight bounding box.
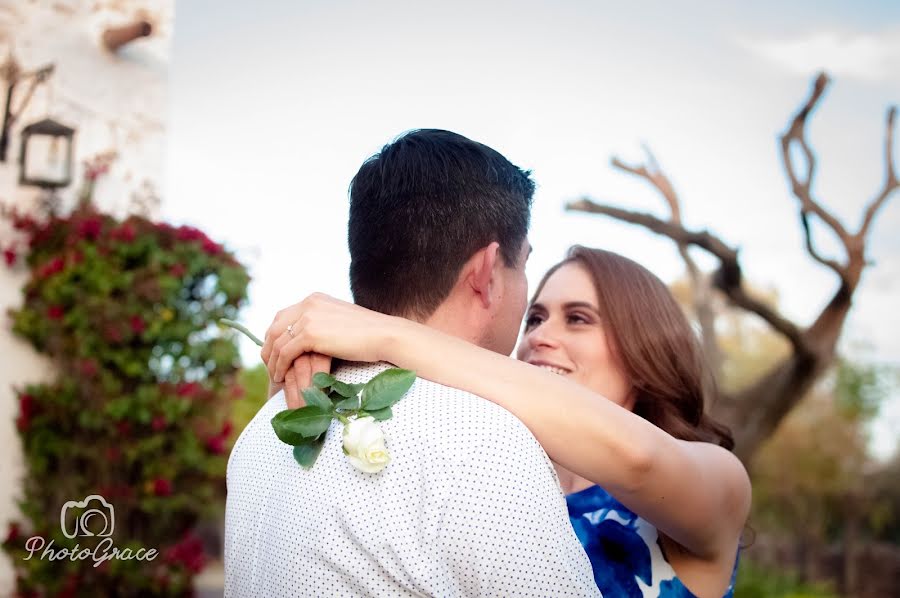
[264,247,751,598]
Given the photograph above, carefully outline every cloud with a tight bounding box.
[738,29,900,83]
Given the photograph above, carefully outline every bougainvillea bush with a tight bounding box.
[1,189,249,596]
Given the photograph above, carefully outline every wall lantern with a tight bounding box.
[18,117,76,189]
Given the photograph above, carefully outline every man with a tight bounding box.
[225,130,599,596]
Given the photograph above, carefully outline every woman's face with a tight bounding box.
[516,262,634,409]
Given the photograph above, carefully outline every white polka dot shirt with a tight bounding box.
[225,361,600,597]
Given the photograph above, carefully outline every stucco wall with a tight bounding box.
[0,1,172,590]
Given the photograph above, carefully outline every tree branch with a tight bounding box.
[566,198,808,353]
[858,105,899,239]
[780,72,852,276]
[611,149,721,377]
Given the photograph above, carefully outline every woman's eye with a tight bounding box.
[567,313,589,325]
[524,314,544,329]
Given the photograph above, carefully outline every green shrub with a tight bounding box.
[734,560,840,598]
[2,198,249,596]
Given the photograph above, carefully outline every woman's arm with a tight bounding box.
[263,293,751,560]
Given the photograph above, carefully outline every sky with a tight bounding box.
[164,0,900,458]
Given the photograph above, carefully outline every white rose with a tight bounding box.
[342,416,391,473]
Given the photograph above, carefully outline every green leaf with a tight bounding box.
[312,372,336,389]
[302,387,332,410]
[331,380,365,398]
[271,407,333,445]
[293,433,326,469]
[362,368,416,411]
[335,396,363,411]
[367,406,393,421]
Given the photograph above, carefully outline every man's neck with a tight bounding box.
[422,303,483,348]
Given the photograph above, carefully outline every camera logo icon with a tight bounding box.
[60,495,115,539]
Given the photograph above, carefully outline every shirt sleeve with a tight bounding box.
[435,424,602,597]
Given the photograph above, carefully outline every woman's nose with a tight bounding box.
[526,321,560,350]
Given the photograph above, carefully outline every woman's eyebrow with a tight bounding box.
[562,301,601,314]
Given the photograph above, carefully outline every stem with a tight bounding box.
[219,318,264,347]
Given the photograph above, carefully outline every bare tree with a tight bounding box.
[567,73,897,464]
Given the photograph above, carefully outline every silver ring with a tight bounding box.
[287,323,295,338]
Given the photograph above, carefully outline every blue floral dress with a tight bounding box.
[566,485,737,598]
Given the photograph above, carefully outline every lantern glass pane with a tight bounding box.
[24,133,69,184]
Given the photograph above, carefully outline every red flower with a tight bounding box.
[11,213,37,231]
[47,305,65,320]
[169,263,187,278]
[164,532,206,574]
[176,381,201,398]
[153,477,173,497]
[112,222,136,242]
[15,413,29,432]
[116,421,132,437]
[77,216,103,240]
[79,359,99,377]
[205,435,226,455]
[104,447,121,462]
[129,315,146,335]
[5,522,20,544]
[229,384,245,400]
[221,420,234,437]
[15,394,36,432]
[57,573,80,598]
[38,256,65,278]
[19,394,35,417]
[201,238,222,256]
[151,415,167,432]
[3,248,16,267]
[70,250,84,265]
[103,324,123,343]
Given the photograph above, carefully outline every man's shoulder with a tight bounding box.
[338,362,528,426]
[337,362,550,463]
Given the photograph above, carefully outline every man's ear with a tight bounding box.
[467,242,501,309]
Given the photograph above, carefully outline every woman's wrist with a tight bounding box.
[378,314,420,367]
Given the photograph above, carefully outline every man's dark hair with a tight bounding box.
[348,129,534,319]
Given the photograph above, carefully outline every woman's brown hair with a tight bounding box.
[531,246,734,450]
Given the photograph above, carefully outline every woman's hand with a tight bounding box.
[260,293,400,406]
